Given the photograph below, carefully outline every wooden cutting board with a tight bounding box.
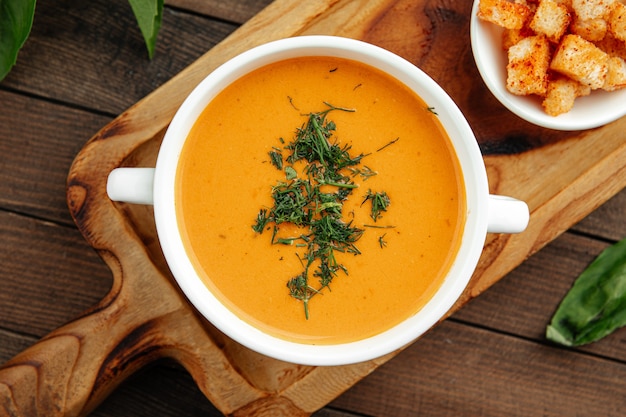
[1,0,625,415]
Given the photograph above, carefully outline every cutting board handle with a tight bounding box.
[0,286,162,416]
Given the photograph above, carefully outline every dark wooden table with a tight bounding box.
[1,0,625,415]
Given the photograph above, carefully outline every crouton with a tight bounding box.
[478,0,533,29]
[555,0,574,10]
[595,32,626,58]
[607,1,626,41]
[554,0,572,12]
[507,35,551,95]
[503,29,524,50]
[572,0,616,20]
[502,26,536,49]
[530,0,572,42]
[603,55,626,89]
[542,76,591,115]
[550,34,610,88]
[570,16,609,40]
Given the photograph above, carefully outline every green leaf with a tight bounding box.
[0,0,36,81]
[546,235,626,346]
[128,0,163,59]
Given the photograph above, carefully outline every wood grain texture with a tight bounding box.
[456,231,626,362]
[0,0,625,416]
[333,319,626,416]
[0,211,111,336]
[165,0,273,23]
[0,91,112,224]
[574,189,626,241]
[2,1,238,115]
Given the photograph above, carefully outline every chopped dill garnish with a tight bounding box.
[252,102,392,319]
[362,190,391,222]
[348,166,377,180]
[284,166,298,180]
[268,148,283,170]
[288,96,299,111]
[427,106,438,115]
[363,224,396,229]
[252,209,269,233]
[376,137,399,152]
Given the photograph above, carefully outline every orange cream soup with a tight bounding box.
[176,56,465,344]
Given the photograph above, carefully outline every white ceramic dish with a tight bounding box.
[108,36,529,366]
[470,0,626,131]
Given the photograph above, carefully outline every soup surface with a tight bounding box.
[176,56,465,344]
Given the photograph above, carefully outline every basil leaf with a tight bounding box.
[128,0,163,59]
[0,0,36,81]
[546,235,626,346]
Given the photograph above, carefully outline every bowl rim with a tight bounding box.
[153,35,490,366]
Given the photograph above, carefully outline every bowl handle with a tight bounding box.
[487,195,529,234]
[107,168,155,205]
